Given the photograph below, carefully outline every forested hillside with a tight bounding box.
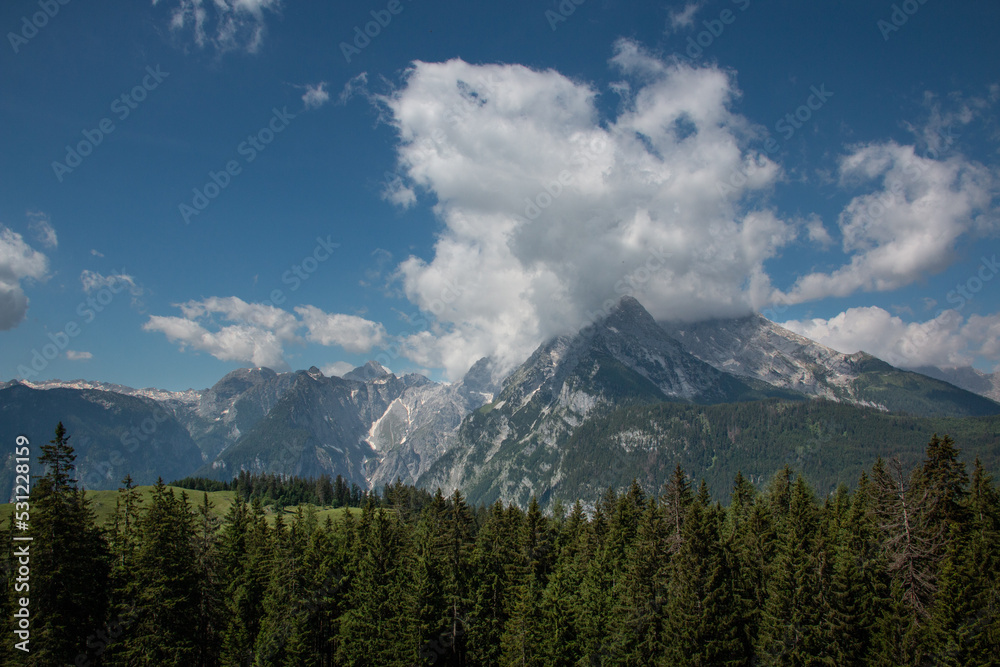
[430,397,1000,510]
[4,423,999,665]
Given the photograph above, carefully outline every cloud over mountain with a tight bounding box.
[375,40,796,378]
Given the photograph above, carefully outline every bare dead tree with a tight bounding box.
[870,457,940,618]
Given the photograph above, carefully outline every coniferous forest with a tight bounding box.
[3,423,1000,666]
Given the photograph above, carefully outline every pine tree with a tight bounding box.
[194,492,223,666]
[662,465,693,553]
[539,500,588,666]
[755,476,831,665]
[339,505,417,665]
[927,459,1000,665]
[576,490,618,663]
[28,422,110,666]
[608,496,669,664]
[102,475,144,666]
[871,456,937,618]
[441,489,475,665]
[220,496,273,666]
[824,475,885,665]
[500,497,553,667]
[412,490,451,663]
[662,494,744,666]
[255,510,312,666]
[468,501,520,667]
[725,471,762,661]
[118,480,201,665]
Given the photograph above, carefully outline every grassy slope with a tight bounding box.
[0,486,353,531]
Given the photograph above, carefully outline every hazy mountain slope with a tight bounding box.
[198,368,385,486]
[14,368,298,463]
[660,314,1000,417]
[908,365,1000,402]
[0,383,203,497]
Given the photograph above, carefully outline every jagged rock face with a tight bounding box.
[364,358,500,487]
[173,368,297,462]
[366,382,481,487]
[197,360,497,488]
[660,313,867,400]
[343,360,392,382]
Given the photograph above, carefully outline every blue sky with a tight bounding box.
[1,0,999,391]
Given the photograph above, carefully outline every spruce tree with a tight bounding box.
[500,497,553,667]
[539,501,588,666]
[824,475,885,665]
[220,496,273,666]
[194,492,223,666]
[662,495,744,666]
[339,505,417,665]
[118,480,201,665]
[608,496,669,664]
[468,501,520,666]
[755,476,830,665]
[28,422,110,666]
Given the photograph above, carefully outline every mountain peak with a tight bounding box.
[344,360,392,382]
[606,295,649,320]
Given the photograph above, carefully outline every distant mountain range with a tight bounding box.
[905,364,1000,403]
[3,296,998,506]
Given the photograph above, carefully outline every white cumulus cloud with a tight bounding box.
[295,306,387,353]
[781,306,1000,370]
[0,224,50,331]
[373,40,793,378]
[145,297,389,369]
[771,141,999,305]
